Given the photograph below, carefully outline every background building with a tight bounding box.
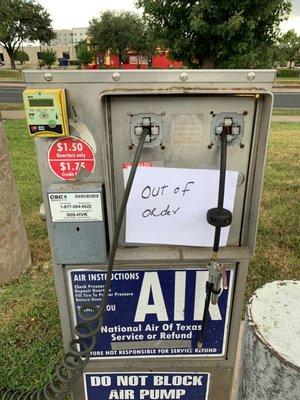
[0,27,88,67]
[0,27,184,69]
[50,27,88,46]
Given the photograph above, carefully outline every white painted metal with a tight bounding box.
[238,281,300,399]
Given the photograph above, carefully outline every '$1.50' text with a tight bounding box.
[56,141,84,152]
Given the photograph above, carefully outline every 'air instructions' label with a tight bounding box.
[68,268,234,359]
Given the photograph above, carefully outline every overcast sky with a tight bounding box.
[37,0,300,34]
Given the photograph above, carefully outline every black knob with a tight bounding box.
[207,207,232,228]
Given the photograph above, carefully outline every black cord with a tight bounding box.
[213,127,229,253]
[198,281,214,349]
[0,130,147,400]
[198,128,229,349]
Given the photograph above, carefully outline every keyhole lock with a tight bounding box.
[131,114,163,148]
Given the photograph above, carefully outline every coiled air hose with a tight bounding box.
[0,130,147,400]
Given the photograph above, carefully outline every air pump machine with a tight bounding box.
[2,69,274,400]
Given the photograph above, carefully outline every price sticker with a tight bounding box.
[48,137,96,181]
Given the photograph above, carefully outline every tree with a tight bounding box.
[41,49,57,69]
[88,10,157,64]
[278,30,300,68]
[0,0,55,69]
[14,50,29,65]
[75,40,94,66]
[0,120,31,283]
[136,0,292,69]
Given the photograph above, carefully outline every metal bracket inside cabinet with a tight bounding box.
[131,113,163,148]
[211,113,245,146]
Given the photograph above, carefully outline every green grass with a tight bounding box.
[0,264,63,389]
[0,120,299,390]
[275,77,300,85]
[246,121,300,298]
[0,120,62,390]
[3,120,50,264]
[0,69,23,81]
[272,108,300,116]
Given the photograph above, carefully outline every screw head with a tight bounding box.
[44,72,53,82]
[207,144,213,149]
[112,72,121,81]
[180,72,189,81]
[237,172,245,186]
[247,72,256,81]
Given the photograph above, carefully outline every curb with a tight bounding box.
[0,81,25,87]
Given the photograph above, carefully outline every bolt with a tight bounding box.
[247,72,256,81]
[243,111,248,116]
[112,72,121,81]
[180,72,189,81]
[240,143,245,149]
[208,144,213,149]
[160,145,166,150]
[128,145,134,150]
[44,72,53,82]
[210,111,214,115]
[237,172,245,186]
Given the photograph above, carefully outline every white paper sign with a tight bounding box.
[125,167,238,247]
[48,192,103,223]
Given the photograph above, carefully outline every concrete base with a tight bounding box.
[237,281,300,400]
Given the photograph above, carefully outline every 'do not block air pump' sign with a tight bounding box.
[84,373,210,400]
[48,137,95,180]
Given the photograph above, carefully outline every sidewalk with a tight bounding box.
[0,81,25,87]
[272,115,300,122]
[0,109,25,119]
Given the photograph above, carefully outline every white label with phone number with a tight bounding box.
[48,192,103,222]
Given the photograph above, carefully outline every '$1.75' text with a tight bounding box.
[60,161,86,172]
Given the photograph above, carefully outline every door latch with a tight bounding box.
[131,114,163,148]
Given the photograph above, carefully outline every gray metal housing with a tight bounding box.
[23,69,275,400]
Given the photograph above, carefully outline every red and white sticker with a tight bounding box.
[123,161,153,186]
[123,161,153,169]
[48,137,95,181]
